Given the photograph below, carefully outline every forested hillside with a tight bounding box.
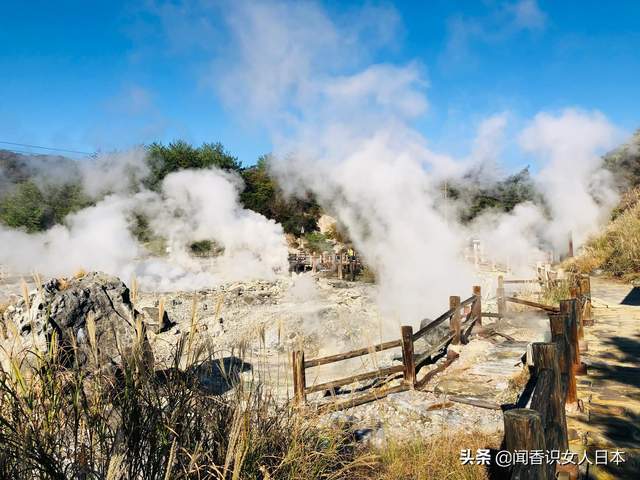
[2,130,638,242]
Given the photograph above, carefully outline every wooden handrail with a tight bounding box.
[504,296,559,313]
[304,339,403,368]
[413,294,476,341]
[305,365,404,394]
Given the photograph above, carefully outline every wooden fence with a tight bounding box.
[291,271,594,477]
[288,253,362,280]
[500,273,592,479]
[291,285,483,410]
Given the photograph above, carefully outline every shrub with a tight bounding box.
[189,239,225,257]
[303,232,333,254]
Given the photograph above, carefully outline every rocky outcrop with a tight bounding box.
[0,272,153,372]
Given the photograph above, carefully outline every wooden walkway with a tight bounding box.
[568,278,640,478]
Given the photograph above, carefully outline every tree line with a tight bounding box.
[6,132,636,240]
[0,142,321,237]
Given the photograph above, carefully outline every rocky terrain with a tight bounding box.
[0,267,550,447]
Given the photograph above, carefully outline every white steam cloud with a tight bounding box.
[0,155,288,290]
[0,1,623,328]
[210,0,621,323]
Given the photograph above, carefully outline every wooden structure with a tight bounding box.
[291,286,482,410]
[499,275,595,479]
[291,272,595,477]
[288,253,362,281]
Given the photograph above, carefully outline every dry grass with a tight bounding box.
[73,268,87,279]
[539,281,571,306]
[565,186,640,281]
[507,366,530,394]
[370,430,500,480]
[0,330,373,480]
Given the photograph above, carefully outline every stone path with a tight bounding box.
[568,278,640,478]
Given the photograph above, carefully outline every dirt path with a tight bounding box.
[568,278,640,478]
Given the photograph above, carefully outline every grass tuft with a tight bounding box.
[370,430,499,480]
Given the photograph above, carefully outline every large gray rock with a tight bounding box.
[0,272,153,371]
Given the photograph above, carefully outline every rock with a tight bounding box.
[0,272,153,372]
[141,307,176,333]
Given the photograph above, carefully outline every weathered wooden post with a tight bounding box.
[503,409,549,480]
[568,231,574,258]
[449,296,461,345]
[548,313,576,404]
[580,275,593,326]
[531,342,569,479]
[569,284,586,342]
[292,350,306,405]
[497,275,506,319]
[337,254,343,280]
[472,285,482,328]
[401,325,416,389]
[560,299,586,376]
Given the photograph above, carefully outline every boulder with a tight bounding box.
[0,272,153,372]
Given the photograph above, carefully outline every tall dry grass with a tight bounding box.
[0,330,371,480]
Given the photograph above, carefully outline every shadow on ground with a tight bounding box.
[156,356,252,395]
[621,287,640,306]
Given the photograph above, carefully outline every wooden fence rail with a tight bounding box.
[501,273,593,479]
[292,286,482,409]
[292,270,593,478]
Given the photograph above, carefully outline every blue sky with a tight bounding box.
[1,0,639,166]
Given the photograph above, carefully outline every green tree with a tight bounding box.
[42,182,91,225]
[144,140,242,190]
[0,181,47,232]
[240,155,320,235]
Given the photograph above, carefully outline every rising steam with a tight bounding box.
[0,0,623,327]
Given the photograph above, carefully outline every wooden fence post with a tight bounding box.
[569,281,585,342]
[548,313,575,404]
[472,285,482,327]
[401,326,416,388]
[292,350,306,405]
[503,409,549,480]
[568,231,574,258]
[337,254,343,280]
[497,275,506,319]
[580,275,593,326]
[531,342,569,479]
[449,296,461,345]
[560,299,585,376]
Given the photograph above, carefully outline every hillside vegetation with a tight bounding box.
[2,130,638,245]
[563,130,640,281]
[566,186,640,282]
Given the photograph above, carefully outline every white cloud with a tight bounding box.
[443,0,547,64]
[510,0,547,30]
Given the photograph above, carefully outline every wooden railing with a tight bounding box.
[292,268,596,476]
[291,286,483,410]
[501,274,593,479]
[288,253,362,280]
[496,272,592,321]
